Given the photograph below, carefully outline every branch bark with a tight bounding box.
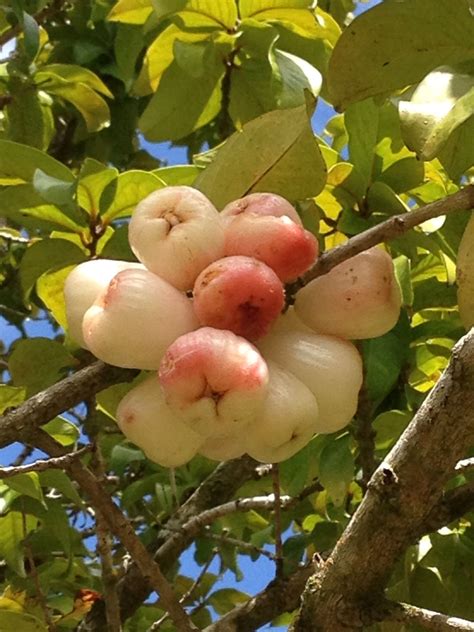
[0,361,138,448]
[287,183,474,296]
[32,430,197,632]
[291,328,474,631]
[384,601,474,632]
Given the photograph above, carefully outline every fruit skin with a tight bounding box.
[198,433,247,461]
[221,192,302,225]
[245,361,319,464]
[223,213,318,282]
[128,185,225,291]
[158,327,269,439]
[82,268,199,369]
[294,247,401,340]
[193,256,285,340]
[258,330,363,434]
[116,376,203,468]
[64,259,144,348]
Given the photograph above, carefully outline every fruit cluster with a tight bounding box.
[64,187,401,466]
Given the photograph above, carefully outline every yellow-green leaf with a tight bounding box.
[108,0,153,24]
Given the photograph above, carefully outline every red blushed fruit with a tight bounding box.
[224,214,318,282]
[193,256,285,340]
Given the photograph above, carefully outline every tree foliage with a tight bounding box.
[1,0,474,630]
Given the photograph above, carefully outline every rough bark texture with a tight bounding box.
[0,361,137,448]
[292,329,474,631]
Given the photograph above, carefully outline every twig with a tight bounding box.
[0,361,138,448]
[91,441,122,632]
[287,183,474,296]
[384,600,474,632]
[169,468,179,509]
[272,464,284,578]
[148,553,217,631]
[31,430,198,632]
[0,446,92,479]
[22,509,57,631]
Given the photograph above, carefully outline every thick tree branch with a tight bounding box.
[288,183,474,295]
[204,564,313,632]
[292,328,474,631]
[384,601,474,632]
[32,430,197,632]
[0,361,138,448]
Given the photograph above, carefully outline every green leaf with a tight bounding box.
[345,98,378,190]
[0,385,26,414]
[399,66,474,161]
[77,163,118,216]
[139,38,230,141]
[4,473,44,506]
[373,410,412,452]
[115,24,145,88]
[20,238,85,302]
[33,169,77,208]
[240,1,315,18]
[393,255,414,308]
[108,0,153,23]
[273,48,322,108]
[38,470,83,507]
[4,86,51,150]
[9,338,76,396]
[36,64,113,98]
[22,11,40,61]
[153,165,200,186]
[439,113,474,179]
[195,100,326,207]
[0,511,37,576]
[134,22,211,96]
[228,21,278,126]
[208,588,249,616]
[0,140,74,185]
[47,82,111,133]
[457,215,474,330]
[363,330,407,404]
[43,417,80,447]
[328,0,474,110]
[318,433,354,506]
[153,0,238,28]
[36,266,74,330]
[100,170,165,221]
[0,610,47,632]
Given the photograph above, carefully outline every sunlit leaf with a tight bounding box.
[0,140,74,184]
[196,100,326,207]
[319,433,354,506]
[100,170,165,221]
[108,0,153,24]
[0,511,37,577]
[328,0,474,110]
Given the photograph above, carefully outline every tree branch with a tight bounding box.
[0,361,138,448]
[292,328,474,631]
[287,183,474,296]
[384,600,474,632]
[31,430,197,632]
[0,445,92,478]
[80,455,260,630]
[0,0,65,47]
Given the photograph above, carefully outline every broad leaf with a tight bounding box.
[328,0,474,110]
[36,266,75,330]
[139,38,230,141]
[457,215,474,330]
[153,165,200,185]
[0,140,74,184]
[0,385,26,414]
[195,100,326,207]
[439,114,474,179]
[319,433,354,506]
[399,66,474,161]
[43,417,80,447]
[9,338,76,396]
[4,473,44,506]
[153,0,238,28]
[0,610,47,631]
[0,511,37,576]
[100,170,165,221]
[20,238,85,301]
[108,0,153,23]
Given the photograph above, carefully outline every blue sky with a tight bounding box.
[0,1,383,628]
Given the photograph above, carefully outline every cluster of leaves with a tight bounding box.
[1,0,474,630]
